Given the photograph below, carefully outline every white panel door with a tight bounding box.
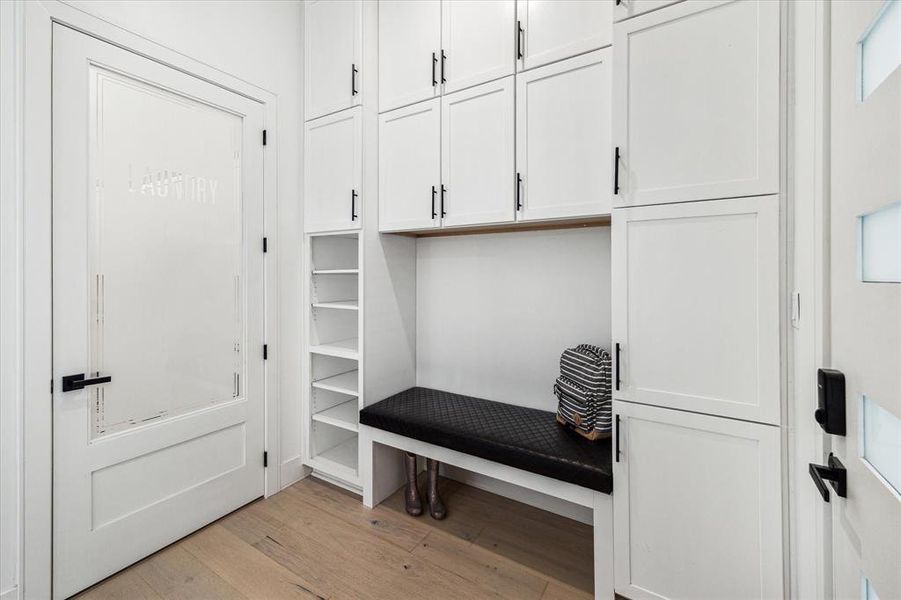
[441,0,516,94]
[379,0,441,113]
[304,107,363,233]
[612,195,780,424]
[516,0,613,71]
[379,99,441,232]
[441,77,515,228]
[826,2,901,599]
[304,0,362,121]
[613,0,680,22]
[516,49,612,222]
[613,401,783,600]
[613,0,779,207]
[52,26,265,599]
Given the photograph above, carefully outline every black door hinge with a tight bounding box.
[263,451,269,468]
[263,344,268,360]
[263,237,268,253]
[262,130,268,146]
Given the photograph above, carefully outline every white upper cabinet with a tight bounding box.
[441,1,516,94]
[441,77,515,228]
[379,99,442,232]
[304,107,363,232]
[612,195,780,424]
[613,0,779,207]
[379,0,441,113]
[516,0,613,71]
[305,108,363,233]
[613,401,784,600]
[516,49,612,222]
[305,0,362,121]
[613,0,680,22]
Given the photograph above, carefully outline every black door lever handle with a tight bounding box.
[62,373,112,392]
[809,453,847,502]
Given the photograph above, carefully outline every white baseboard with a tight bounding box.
[1,586,19,600]
[279,455,308,491]
[442,464,593,525]
[311,471,362,496]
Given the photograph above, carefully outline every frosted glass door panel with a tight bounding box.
[91,68,244,437]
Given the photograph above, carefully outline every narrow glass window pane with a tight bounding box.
[859,0,901,100]
[859,201,901,283]
[862,396,901,495]
[863,575,882,600]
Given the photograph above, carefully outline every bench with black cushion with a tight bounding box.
[359,386,612,494]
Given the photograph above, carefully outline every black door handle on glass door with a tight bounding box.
[62,373,112,392]
[351,189,358,221]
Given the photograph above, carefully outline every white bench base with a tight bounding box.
[359,424,613,600]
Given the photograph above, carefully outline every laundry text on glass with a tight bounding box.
[128,165,220,204]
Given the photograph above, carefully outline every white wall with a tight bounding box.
[416,227,612,412]
[0,2,303,597]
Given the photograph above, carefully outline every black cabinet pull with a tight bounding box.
[431,185,437,219]
[614,146,621,195]
[441,50,447,84]
[432,52,438,87]
[440,184,447,218]
[615,342,621,391]
[516,172,523,211]
[351,189,358,221]
[62,373,112,392]
[615,414,622,462]
[351,64,358,96]
[517,21,524,60]
[809,454,847,502]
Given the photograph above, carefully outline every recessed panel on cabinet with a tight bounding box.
[516,0,613,71]
[516,49,612,222]
[304,107,362,233]
[379,99,441,232]
[613,0,681,22]
[441,0,516,94]
[613,0,779,206]
[611,195,780,424]
[305,0,362,121]
[441,77,515,228]
[613,402,783,600]
[379,0,441,113]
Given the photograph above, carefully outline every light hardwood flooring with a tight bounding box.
[73,476,595,600]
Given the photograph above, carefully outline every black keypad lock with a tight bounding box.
[816,368,846,436]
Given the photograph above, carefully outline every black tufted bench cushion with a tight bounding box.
[359,387,612,494]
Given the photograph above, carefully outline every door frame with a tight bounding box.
[14,2,280,597]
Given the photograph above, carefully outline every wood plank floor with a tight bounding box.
[74,476,594,600]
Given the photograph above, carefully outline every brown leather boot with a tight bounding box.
[404,452,423,517]
[426,458,447,520]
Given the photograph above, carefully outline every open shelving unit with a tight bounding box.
[304,232,362,489]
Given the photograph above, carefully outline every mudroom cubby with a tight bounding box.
[304,231,363,487]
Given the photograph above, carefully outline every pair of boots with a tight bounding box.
[403,452,446,520]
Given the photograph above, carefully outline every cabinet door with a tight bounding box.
[378,0,441,113]
[516,50,612,222]
[613,0,680,22]
[304,0,362,121]
[611,195,780,424]
[613,402,783,600]
[441,0,515,94]
[304,107,362,233]
[441,77,515,228]
[379,99,441,232]
[516,0,612,71]
[613,0,779,206]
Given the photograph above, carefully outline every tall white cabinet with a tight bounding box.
[611,2,785,599]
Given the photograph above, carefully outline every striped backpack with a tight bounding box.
[554,344,612,441]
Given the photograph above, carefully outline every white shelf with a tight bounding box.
[311,370,359,396]
[312,269,359,275]
[314,437,358,478]
[312,399,359,432]
[312,299,359,310]
[309,338,359,360]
